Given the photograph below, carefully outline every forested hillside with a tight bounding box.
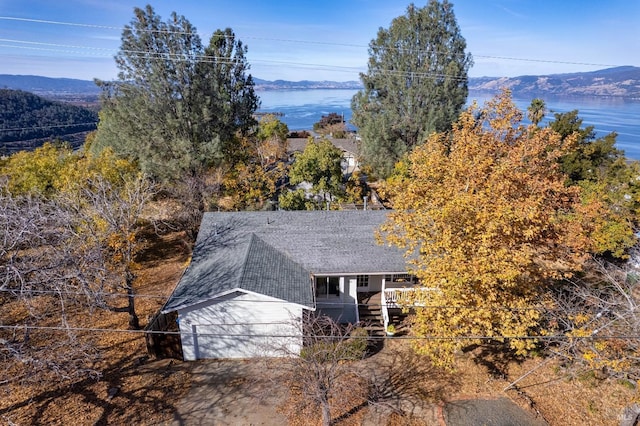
[0,89,98,153]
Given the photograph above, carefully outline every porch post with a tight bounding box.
[381,277,389,331]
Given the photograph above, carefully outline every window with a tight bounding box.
[316,276,340,297]
[385,274,416,284]
[356,275,369,288]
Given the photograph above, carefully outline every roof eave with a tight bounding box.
[161,287,314,314]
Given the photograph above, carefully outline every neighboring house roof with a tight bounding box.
[331,138,358,156]
[287,137,359,157]
[163,210,408,313]
[286,137,309,154]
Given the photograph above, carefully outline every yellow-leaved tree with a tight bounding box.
[0,142,75,196]
[379,90,599,367]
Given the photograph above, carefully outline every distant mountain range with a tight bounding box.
[0,75,363,95]
[468,66,640,98]
[1,66,639,99]
[252,78,362,90]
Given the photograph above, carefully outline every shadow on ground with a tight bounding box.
[444,398,548,426]
[172,359,289,425]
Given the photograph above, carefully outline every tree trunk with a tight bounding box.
[126,271,139,330]
[321,401,331,426]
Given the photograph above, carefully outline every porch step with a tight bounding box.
[359,318,383,327]
[359,308,382,315]
[362,323,385,338]
[358,311,382,324]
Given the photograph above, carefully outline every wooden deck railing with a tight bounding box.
[380,287,438,331]
[382,287,436,307]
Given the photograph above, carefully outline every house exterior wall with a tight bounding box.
[177,291,303,360]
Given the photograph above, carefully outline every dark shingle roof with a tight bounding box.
[163,210,408,312]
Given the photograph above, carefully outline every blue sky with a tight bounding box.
[0,0,638,81]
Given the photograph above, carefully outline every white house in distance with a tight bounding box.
[161,210,420,360]
[287,137,359,174]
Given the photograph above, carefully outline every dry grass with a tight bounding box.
[273,338,637,425]
[0,230,192,426]
[445,343,638,426]
[278,372,370,426]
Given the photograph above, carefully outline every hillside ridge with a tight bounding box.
[468,66,640,98]
[0,89,98,153]
[2,66,639,98]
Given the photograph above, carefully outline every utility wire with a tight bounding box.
[0,287,556,311]
[0,16,125,31]
[4,38,629,84]
[0,122,98,133]
[0,324,633,341]
[0,41,471,81]
[0,42,366,74]
[0,16,632,69]
[2,36,634,81]
[6,286,636,319]
[0,39,360,68]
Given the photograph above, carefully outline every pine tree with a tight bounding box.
[92,6,259,181]
[351,1,472,178]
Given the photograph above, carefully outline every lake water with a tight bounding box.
[256,89,640,160]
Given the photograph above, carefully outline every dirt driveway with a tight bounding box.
[169,359,289,425]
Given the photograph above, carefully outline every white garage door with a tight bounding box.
[179,294,305,360]
[193,323,285,359]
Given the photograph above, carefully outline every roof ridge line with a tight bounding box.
[252,232,311,274]
[238,233,259,286]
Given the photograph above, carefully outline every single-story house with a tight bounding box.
[162,210,419,360]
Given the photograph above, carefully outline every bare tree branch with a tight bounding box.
[544,255,640,379]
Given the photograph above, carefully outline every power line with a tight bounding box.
[2,40,627,85]
[0,43,112,58]
[1,324,635,341]
[0,17,365,49]
[0,122,98,133]
[0,17,632,70]
[0,38,115,53]
[6,287,638,319]
[473,55,621,69]
[0,16,124,31]
[0,41,472,81]
[0,287,555,310]
[0,41,366,75]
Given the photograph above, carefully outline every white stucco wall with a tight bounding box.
[178,291,304,360]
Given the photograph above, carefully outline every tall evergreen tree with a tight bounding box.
[351,1,472,178]
[92,5,258,181]
[193,28,259,155]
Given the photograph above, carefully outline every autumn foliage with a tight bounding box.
[380,91,601,367]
